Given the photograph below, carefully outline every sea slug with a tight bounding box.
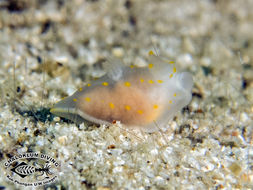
[50,51,193,132]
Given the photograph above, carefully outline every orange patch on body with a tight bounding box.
[77,81,163,127]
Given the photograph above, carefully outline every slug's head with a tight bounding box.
[177,72,193,92]
[174,72,193,106]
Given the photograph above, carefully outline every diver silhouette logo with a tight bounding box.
[10,161,53,180]
[4,153,60,187]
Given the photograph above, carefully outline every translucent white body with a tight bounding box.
[51,54,193,132]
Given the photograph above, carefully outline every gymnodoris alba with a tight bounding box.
[50,52,193,132]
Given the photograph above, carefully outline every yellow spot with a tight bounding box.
[79,88,83,91]
[125,81,131,87]
[174,93,177,97]
[137,110,143,114]
[85,97,91,102]
[173,67,177,73]
[153,105,158,109]
[125,105,131,110]
[169,74,173,78]
[102,82,109,86]
[73,98,77,102]
[169,100,172,104]
[148,63,153,69]
[109,102,115,109]
[87,83,91,87]
[140,78,144,83]
[148,80,154,84]
[157,80,163,83]
[169,61,174,64]
[148,50,154,55]
[130,65,135,69]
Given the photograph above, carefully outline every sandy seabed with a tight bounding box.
[0,0,252,189]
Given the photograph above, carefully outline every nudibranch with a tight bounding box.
[50,51,193,132]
